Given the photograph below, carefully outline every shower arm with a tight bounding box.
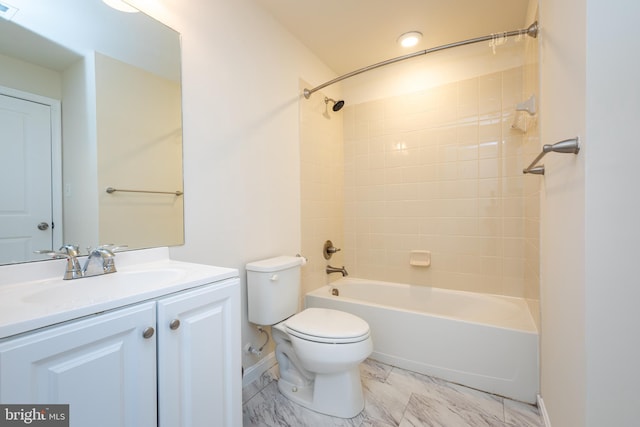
[303,21,539,99]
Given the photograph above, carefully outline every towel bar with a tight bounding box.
[523,137,580,175]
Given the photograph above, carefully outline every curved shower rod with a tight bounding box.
[303,21,539,100]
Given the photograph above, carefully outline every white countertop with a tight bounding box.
[0,247,238,339]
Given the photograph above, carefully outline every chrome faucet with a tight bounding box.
[83,246,117,277]
[326,265,348,277]
[59,244,83,280]
[35,244,124,280]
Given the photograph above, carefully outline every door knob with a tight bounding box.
[37,222,49,231]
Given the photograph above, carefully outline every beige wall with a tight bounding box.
[95,53,183,249]
[344,41,526,104]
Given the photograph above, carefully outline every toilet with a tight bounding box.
[246,256,373,418]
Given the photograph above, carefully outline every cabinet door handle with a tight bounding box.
[169,319,181,330]
[142,326,155,339]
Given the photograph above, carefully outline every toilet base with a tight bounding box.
[277,366,365,419]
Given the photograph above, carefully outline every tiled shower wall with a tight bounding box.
[341,67,539,299]
[299,82,345,300]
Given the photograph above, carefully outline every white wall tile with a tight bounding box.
[340,67,538,298]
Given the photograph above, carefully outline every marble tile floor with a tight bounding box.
[243,359,544,427]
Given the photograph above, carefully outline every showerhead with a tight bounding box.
[324,97,345,112]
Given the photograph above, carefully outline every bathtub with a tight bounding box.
[305,278,539,403]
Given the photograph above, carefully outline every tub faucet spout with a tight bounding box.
[326,265,348,277]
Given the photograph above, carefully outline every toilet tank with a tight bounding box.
[246,256,304,325]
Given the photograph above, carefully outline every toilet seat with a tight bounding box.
[284,308,370,344]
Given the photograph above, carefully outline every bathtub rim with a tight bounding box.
[309,277,539,334]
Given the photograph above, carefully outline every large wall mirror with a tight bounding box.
[0,0,184,265]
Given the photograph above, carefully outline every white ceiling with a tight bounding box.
[1,0,180,80]
[252,0,532,76]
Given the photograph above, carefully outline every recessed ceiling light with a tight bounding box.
[102,0,139,13]
[397,31,423,48]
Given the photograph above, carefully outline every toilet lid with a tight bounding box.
[284,308,370,344]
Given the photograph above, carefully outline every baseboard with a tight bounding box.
[537,394,551,427]
[242,351,277,389]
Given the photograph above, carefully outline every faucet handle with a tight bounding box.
[85,244,127,256]
[323,240,342,260]
[34,244,80,259]
[34,249,68,259]
[59,244,80,257]
[34,244,83,280]
[85,246,118,275]
[90,247,115,257]
[96,244,128,252]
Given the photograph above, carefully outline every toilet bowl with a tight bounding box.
[273,308,373,418]
[246,256,373,418]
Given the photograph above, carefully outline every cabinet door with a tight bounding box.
[0,302,157,427]
[157,278,241,427]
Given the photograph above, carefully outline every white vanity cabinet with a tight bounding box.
[0,277,241,427]
[156,278,241,427]
[0,301,158,427]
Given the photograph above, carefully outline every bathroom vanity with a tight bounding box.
[0,247,241,427]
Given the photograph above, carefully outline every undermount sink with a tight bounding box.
[21,268,187,305]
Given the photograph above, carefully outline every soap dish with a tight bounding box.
[409,250,431,267]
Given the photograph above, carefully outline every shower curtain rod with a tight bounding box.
[303,21,539,99]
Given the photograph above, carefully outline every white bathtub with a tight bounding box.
[305,278,539,403]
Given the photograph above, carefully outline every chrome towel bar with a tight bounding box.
[106,187,183,196]
[523,137,580,175]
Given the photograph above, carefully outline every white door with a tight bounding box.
[156,279,242,427]
[0,93,53,263]
[0,302,158,427]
